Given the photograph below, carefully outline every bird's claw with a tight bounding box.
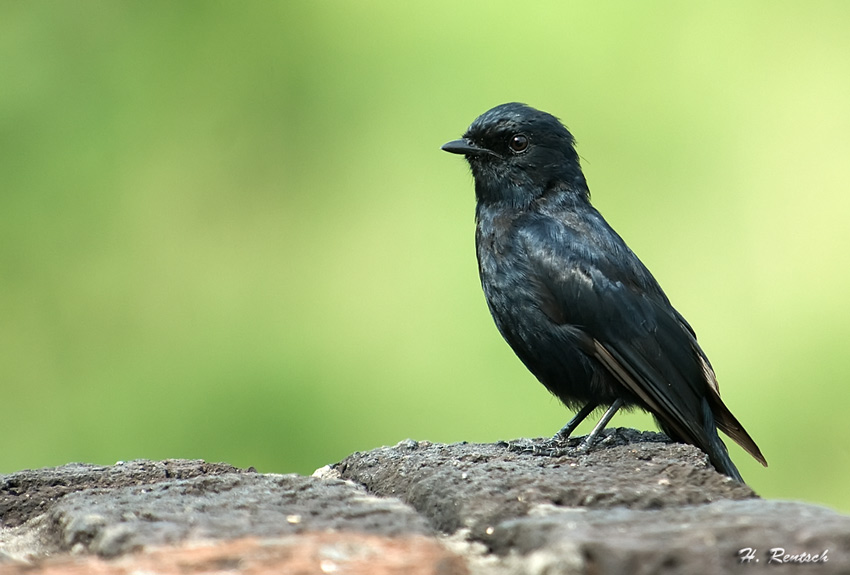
[501,438,579,458]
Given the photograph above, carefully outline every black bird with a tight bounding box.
[442,103,766,482]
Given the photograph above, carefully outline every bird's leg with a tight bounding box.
[576,398,624,452]
[553,402,598,442]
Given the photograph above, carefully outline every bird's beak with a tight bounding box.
[441,138,496,157]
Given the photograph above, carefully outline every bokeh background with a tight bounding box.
[2,2,849,512]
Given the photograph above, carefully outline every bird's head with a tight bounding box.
[442,103,587,208]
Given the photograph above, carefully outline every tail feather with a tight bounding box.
[701,398,745,482]
[711,396,768,467]
[696,348,767,468]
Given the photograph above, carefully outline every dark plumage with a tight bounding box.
[442,103,766,482]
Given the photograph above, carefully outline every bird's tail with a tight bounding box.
[708,393,768,468]
[701,397,746,482]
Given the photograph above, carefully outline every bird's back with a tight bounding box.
[476,194,765,478]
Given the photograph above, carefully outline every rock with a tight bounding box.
[1,462,431,560]
[0,534,467,575]
[490,500,845,574]
[0,460,246,529]
[1,431,849,574]
[332,430,755,539]
[333,431,850,574]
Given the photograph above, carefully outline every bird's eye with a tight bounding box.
[509,134,529,153]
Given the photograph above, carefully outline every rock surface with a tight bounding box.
[1,430,848,574]
[0,534,464,575]
[332,430,755,540]
[0,460,246,529]
[1,460,431,561]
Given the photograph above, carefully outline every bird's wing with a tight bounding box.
[517,215,766,466]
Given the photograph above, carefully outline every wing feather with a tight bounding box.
[518,213,766,468]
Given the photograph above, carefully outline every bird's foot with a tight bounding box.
[501,440,569,457]
[500,435,582,458]
[502,427,642,459]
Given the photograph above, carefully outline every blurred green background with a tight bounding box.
[2,2,849,512]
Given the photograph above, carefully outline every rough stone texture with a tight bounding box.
[332,429,755,540]
[1,464,430,560]
[0,534,467,575]
[490,500,847,574]
[332,431,850,574]
[0,460,247,529]
[1,432,849,574]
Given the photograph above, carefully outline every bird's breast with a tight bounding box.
[475,217,546,331]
